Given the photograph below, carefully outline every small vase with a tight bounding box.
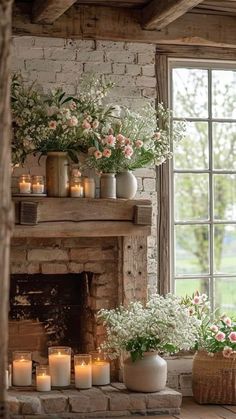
[100,173,116,199]
[116,171,137,199]
[123,352,167,392]
[46,151,69,197]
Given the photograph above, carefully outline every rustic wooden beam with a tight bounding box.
[12,2,236,48]
[142,0,204,30]
[0,0,13,418]
[32,0,77,24]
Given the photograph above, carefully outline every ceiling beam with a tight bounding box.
[142,0,204,29]
[13,2,236,49]
[32,0,77,24]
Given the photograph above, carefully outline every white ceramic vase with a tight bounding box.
[116,171,137,199]
[123,352,167,392]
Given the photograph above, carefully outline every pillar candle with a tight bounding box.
[36,373,51,392]
[92,360,110,386]
[75,363,92,389]
[13,359,32,386]
[49,348,71,387]
[19,181,31,194]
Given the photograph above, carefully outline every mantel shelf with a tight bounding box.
[12,197,152,238]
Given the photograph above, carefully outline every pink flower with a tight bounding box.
[125,138,131,145]
[67,116,78,127]
[92,120,99,129]
[135,140,143,148]
[223,346,233,358]
[229,332,236,343]
[94,150,102,160]
[215,331,226,342]
[105,135,116,147]
[48,120,57,130]
[123,145,134,159]
[103,148,112,158]
[154,132,161,140]
[116,134,125,145]
[70,101,77,110]
[222,317,232,327]
[82,119,91,129]
[210,325,219,333]
[192,295,200,305]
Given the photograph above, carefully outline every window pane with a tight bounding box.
[212,70,236,119]
[175,225,210,275]
[174,173,209,221]
[176,278,209,297]
[174,121,209,170]
[214,225,236,274]
[172,68,208,118]
[213,122,236,170]
[214,174,236,221]
[215,277,236,316]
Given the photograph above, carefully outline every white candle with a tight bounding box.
[32,182,44,194]
[92,360,110,385]
[19,181,31,194]
[13,359,32,386]
[84,178,95,198]
[49,352,71,387]
[75,362,92,389]
[70,185,84,197]
[5,371,9,390]
[36,373,51,392]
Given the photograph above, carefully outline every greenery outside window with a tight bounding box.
[170,61,236,315]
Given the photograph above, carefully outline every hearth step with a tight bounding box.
[7,384,181,418]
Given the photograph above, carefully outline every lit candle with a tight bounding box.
[74,355,92,389]
[19,180,31,194]
[84,178,95,198]
[36,366,51,392]
[13,352,32,386]
[48,347,71,387]
[91,352,110,386]
[70,185,84,197]
[32,182,44,194]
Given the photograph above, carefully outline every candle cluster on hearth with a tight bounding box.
[11,347,110,392]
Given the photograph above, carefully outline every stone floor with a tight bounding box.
[7,383,182,418]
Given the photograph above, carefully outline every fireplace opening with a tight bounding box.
[9,273,95,362]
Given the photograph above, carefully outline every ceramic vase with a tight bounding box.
[100,173,116,199]
[116,171,137,199]
[123,352,167,392]
[46,151,69,197]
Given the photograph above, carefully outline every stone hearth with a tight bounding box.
[7,385,182,418]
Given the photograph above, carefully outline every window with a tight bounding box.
[170,61,236,315]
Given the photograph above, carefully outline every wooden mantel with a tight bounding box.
[12,197,152,237]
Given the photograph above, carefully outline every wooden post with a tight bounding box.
[0,1,13,418]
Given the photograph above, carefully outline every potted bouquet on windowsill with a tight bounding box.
[98,294,200,392]
[182,293,236,404]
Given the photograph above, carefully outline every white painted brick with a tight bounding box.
[42,83,76,95]
[34,37,65,47]
[108,74,136,87]
[29,70,56,83]
[11,58,25,71]
[143,177,156,192]
[96,40,125,51]
[112,63,126,75]
[138,53,155,65]
[13,36,35,48]
[142,87,157,98]
[56,72,81,84]
[84,62,112,74]
[136,76,156,88]
[44,48,76,60]
[125,64,142,76]
[25,59,62,72]
[106,51,136,63]
[14,47,44,59]
[61,61,83,72]
[76,50,104,62]
[142,65,155,76]
[134,168,156,178]
[74,39,96,50]
[108,86,141,98]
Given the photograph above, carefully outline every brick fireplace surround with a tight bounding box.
[7,199,182,418]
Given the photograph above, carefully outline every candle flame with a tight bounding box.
[81,361,85,366]
[58,351,61,356]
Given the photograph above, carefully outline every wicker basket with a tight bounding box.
[192,350,236,404]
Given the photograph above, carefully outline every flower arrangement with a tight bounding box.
[98,294,200,362]
[11,74,185,172]
[84,103,185,174]
[182,292,236,359]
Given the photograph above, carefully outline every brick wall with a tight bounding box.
[11,36,158,293]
